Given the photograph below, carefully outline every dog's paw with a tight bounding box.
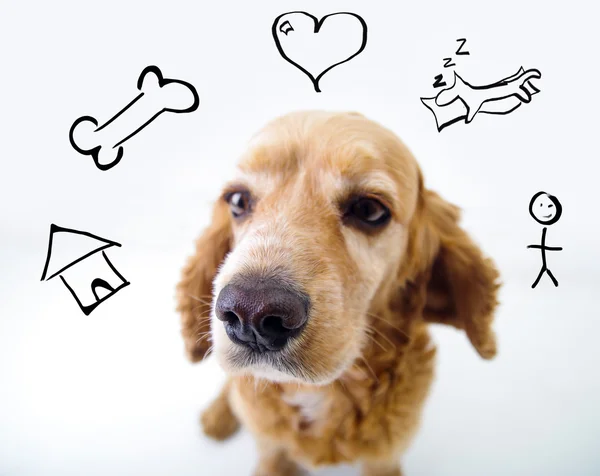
[362,466,403,476]
[252,452,305,476]
[252,464,304,476]
[362,460,403,476]
[200,397,240,441]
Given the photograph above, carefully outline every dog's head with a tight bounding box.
[177,111,499,385]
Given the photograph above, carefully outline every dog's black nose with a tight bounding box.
[215,279,309,352]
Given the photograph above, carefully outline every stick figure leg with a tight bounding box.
[532,267,546,288]
[546,268,559,287]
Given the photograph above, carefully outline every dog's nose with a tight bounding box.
[215,280,309,352]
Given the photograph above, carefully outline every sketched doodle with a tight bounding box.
[443,58,456,68]
[455,38,470,55]
[433,74,447,88]
[41,224,130,315]
[272,11,368,92]
[69,65,199,171]
[421,67,541,131]
[421,38,541,131]
[527,192,563,288]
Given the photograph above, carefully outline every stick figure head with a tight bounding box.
[529,191,562,225]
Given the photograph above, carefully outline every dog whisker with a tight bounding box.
[365,312,410,338]
[367,325,397,352]
[191,304,212,315]
[358,356,379,384]
[195,332,212,346]
[344,306,410,338]
[187,294,213,307]
[347,362,369,381]
[363,328,388,352]
[253,377,260,394]
[193,312,213,321]
[337,378,349,394]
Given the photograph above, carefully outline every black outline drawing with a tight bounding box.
[455,38,470,55]
[421,38,541,131]
[527,192,563,288]
[421,66,542,132]
[40,224,130,315]
[433,74,447,88]
[272,11,368,92]
[69,65,199,171]
[443,58,456,68]
[279,20,294,35]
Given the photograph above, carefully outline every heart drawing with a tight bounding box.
[272,11,368,92]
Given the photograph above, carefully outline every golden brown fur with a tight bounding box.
[176,111,500,475]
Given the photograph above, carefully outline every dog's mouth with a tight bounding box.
[225,344,313,382]
[218,330,356,386]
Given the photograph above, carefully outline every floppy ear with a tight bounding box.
[176,199,232,362]
[400,177,501,359]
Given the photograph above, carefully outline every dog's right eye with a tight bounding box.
[343,196,391,231]
[226,191,251,218]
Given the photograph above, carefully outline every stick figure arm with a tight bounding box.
[527,244,543,249]
[546,246,563,251]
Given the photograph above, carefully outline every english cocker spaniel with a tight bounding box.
[177,111,500,476]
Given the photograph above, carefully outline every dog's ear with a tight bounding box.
[176,199,232,362]
[399,176,500,359]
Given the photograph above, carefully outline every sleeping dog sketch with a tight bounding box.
[421,39,542,131]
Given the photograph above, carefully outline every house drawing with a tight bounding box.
[40,224,130,315]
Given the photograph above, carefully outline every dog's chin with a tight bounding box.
[215,343,349,386]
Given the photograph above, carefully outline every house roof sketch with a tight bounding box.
[40,224,122,281]
[40,224,130,315]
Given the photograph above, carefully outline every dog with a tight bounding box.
[176,111,500,476]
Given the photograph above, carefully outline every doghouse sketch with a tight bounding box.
[40,224,130,315]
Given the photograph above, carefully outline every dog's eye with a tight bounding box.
[345,197,391,228]
[227,191,251,218]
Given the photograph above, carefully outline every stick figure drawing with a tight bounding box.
[527,192,563,288]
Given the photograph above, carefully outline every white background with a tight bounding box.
[1,1,599,475]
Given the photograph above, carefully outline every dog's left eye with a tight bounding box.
[227,191,251,218]
[345,197,391,228]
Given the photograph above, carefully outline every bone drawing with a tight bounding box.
[69,65,199,171]
[421,67,541,132]
[272,11,368,92]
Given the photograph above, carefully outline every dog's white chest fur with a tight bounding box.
[282,390,328,426]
